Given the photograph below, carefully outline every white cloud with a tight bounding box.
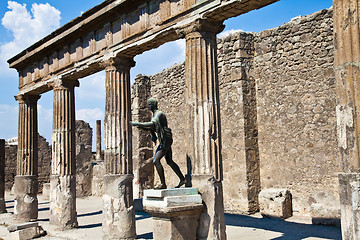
[0,104,18,139]
[77,71,105,101]
[0,1,61,74]
[76,108,104,123]
[218,29,244,38]
[38,104,52,122]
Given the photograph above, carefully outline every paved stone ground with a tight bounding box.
[0,192,341,240]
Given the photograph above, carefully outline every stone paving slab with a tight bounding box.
[0,192,342,240]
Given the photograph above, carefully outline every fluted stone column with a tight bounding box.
[182,19,226,240]
[333,0,360,239]
[103,56,136,240]
[14,94,40,221]
[96,120,102,160]
[50,79,79,229]
[0,140,6,213]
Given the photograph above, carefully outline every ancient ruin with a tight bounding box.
[4,0,360,239]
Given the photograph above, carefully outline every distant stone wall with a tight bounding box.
[75,120,93,197]
[132,8,340,221]
[4,120,93,195]
[5,135,51,192]
[5,144,17,191]
[254,8,340,219]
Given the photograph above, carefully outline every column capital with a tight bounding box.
[177,19,225,38]
[52,78,80,91]
[15,94,41,104]
[103,55,135,71]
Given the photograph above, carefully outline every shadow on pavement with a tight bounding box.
[78,223,102,229]
[38,207,50,212]
[137,232,153,239]
[78,210,102,217]
[225,214,341,240]
[136,212,151,221]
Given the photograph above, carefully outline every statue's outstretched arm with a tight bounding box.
[130,121,155,130]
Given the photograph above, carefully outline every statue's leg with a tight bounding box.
[153,146,166,188]
[165,147,186,187]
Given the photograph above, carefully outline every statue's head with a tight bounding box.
[147,97,158,111]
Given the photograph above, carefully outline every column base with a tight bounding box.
[102,174,136,240]
[49,175,77,230]
[339,172,360,240]
[192,174,226,240]
[13,175,38,221]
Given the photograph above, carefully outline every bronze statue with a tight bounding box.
[130,98,186,189]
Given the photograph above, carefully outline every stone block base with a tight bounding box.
[13,175,38,221]
[259,188,292,219]
[191,175,226,240]
[49,175,77,229]
[310,203,341,226]
[42,183,50,201]
[8,222,46,240]
[102,174,136,240]
[339,172,360,240]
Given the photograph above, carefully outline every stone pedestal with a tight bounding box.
[49,175,77,229]
[143,188,203,240]
[13,176,38,221]
[102,174,136,240]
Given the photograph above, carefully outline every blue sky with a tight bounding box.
[0,0,333,149]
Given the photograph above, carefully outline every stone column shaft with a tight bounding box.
[0,140,6,213]
[334,1,360,239]
[184,20,224,181]
[334,0,360,172]
[16,95,40,176]
[183,20,226,240]
[96,120,102,160]
[50,79,79,229]
[14,94,40,221]
[103,56,136,239]
[104,57,134,175]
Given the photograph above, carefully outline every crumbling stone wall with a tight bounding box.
[254,8,340,220]
[75,120,93,197]
[133,8,340,221]
[5,144,17,190]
